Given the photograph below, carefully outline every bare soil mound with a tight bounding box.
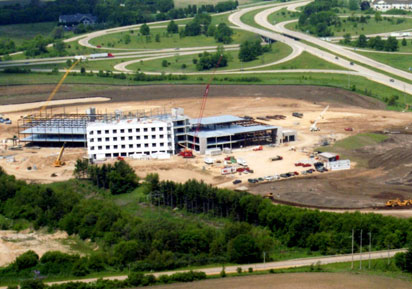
[0,84,385,109]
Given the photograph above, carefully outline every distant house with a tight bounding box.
[58,13,97,25]
[372,0,412,11]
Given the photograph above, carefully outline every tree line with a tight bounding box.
[341,34,400,51]
[0,0,238,26]
[147,177,412,254]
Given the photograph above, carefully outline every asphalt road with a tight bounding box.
[0,249,402,289]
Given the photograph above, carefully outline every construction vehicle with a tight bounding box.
[53,143,66,167]
[263,192,274,200]
[271,155,283,161]
[386,199,412,207]
[310,105,329,132]
[292,112,303,118]
[253,145,263,151]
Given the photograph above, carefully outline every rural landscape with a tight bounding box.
[1,0,412,288]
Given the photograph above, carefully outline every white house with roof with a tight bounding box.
[372,0,412,11]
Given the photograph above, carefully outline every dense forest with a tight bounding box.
[1,160,412,283]
[0,0,238,26]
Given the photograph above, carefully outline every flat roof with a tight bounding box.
[319,152,337,158]
[21,135,86,142]
[190,115,245,126]
[187,124,278,138]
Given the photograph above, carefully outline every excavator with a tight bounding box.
[53,142,66,167]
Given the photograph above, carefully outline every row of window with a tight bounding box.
[100,151,170,158]
[89,127,169,135]
[89,134,167,142]
[90,142,171,151]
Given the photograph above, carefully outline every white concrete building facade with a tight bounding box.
[87,119,174,160]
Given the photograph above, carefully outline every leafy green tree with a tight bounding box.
[15,250,39,271]
[20,280,45,289]
[72,258,90,276]
[238,40,263,62]
[214,23,233,44]
[343,33,351,44]
[140,23,150,36]
[375,12,382,21]
[155,34,161,42]
[24,35,48,57]
[402,38,407,46]
[124,33,131,44]
[52,26,64,39]
[349,0,359,10]
[162,59,169,67]
[114,240,145,265]
[53,40,66,55]
[167,20,179,34]
[360,1,370,10]
[356,34,367,48]
[227,234,261,263]
[384,36,398,51]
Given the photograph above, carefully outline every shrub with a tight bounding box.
[20,280,45,289]
[15,250,39,271]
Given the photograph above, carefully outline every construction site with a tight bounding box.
[1,83,412,216]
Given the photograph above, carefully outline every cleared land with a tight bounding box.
[1,84,412,217]
[150,273,412,289]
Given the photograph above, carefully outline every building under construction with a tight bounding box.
[18,108,297,158]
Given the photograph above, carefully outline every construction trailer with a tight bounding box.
[318,152,339,162]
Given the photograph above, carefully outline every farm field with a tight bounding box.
[146,273,412,289]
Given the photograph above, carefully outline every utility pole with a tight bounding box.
[359,229,362,270]
[368,232,372,270]
[351,228,354,270]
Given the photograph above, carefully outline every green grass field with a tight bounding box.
[89,27,256,50]
[239,6,270,30]
[0,22,61,46]
[127,41,292,72]
[174,0,260,8]
[267,8,299,24]
[257,51,349,71]
[333,17,412,37]
[357,51,412,74]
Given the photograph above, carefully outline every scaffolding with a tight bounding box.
[18,107,170,145]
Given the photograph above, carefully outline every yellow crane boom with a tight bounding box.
[39,59,81,114]
[54,142,66,167]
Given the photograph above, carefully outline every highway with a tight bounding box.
[0,249,402,289]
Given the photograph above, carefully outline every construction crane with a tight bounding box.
[53,142,66,167]
[39,59,81,115]
[179,55,223,158]
[310,105,329,132]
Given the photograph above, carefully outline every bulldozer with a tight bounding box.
[53,143,66,167]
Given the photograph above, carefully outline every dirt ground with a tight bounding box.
[0,230,71,267]
[1,84,412,214]
[150,273,412,289]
